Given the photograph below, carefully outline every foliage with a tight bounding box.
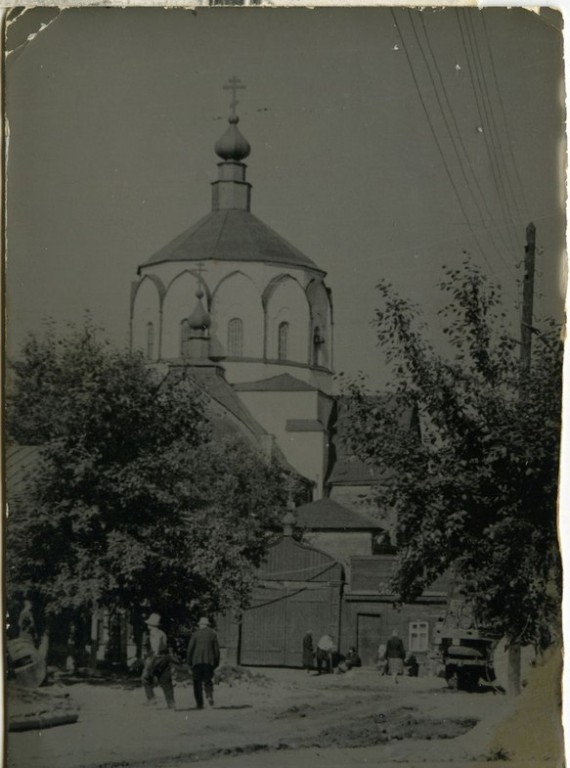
[6,321,290,629]
[339,262,562,648]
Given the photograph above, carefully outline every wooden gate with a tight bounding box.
[239,537,344,667]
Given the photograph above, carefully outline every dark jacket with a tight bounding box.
[302,633,314,667]
[386,635,406,660]
[187,627,220,668]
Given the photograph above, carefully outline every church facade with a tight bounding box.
[130,87,334,498]
[127,84,448,670]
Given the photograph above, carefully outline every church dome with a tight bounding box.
[187,289,211,330]
[140,209,323,273]
[215,116,251,162]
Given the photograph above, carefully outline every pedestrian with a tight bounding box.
[302,631,314,673]
[186,617,220,710]
[18,599,37,646]
[316,633,335,674]
[385,629,406,684]
[141,613,176,709]
[377,643,387,675]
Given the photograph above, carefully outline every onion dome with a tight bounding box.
[215,115,251,162]
[187,287,211,331]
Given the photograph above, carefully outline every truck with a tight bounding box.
[433,586,498,691]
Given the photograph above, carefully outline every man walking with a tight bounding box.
[141,613,176,709]
[186,617,220,710]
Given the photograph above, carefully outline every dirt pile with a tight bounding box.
[8,683,80,732]
[214,664,272,687]
[312,706,478,748]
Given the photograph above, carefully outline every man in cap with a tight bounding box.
[186,617,220,709]
[141,613,175,709]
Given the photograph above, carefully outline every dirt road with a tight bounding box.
[8,664,527,768]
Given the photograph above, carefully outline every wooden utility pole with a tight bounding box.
[508,222,537,697]
[520,222,536,381]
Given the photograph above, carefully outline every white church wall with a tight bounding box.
[131,277,162,361]
[161,271,202,359]
[210,271,264,358]
[265,276,311,365]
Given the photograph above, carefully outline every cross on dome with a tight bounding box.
[223,76,246,121]
[215,77,251,162]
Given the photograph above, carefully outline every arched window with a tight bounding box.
[227,317,244,357]
[313,326,325,366]
[146,322,155,360]
[278,321,289,361]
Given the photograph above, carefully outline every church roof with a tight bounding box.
[140,209,323,274]
[181,365,268,438]
[234,373,318,393]
[295,498,381,531]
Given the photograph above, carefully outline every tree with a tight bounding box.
[339,262,562,690]
[6,320,292,647]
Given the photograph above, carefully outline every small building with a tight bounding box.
[340,554,450,670]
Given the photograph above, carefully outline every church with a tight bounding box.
[130,79,334,501]
[128,81,449,670]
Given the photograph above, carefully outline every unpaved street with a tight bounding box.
[7,665,523,768]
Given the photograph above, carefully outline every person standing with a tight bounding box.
[316,634,335,674]
[385,629,406,684]
[186,617,220,710]
[302,631,314,673]
[141,613,176,709]
[18,599,37,646]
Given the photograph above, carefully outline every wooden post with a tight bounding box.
[520,222,536,382]
[508,222,537,695]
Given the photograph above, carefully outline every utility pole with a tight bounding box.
[508,222,537,697]
[520,222,536,382]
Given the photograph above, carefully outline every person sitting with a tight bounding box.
[345,646,362,670]
[405,653,419,677]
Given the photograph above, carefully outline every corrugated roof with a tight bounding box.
[234,373,317,393]
[5,445,43,499]
[140,210,322,273]
[295,498,381,531]
[258,535,343,582]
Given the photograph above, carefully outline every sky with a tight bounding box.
[5,7,566,387]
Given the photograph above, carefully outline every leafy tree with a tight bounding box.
[339,262,562,690]
[7,321,291,648]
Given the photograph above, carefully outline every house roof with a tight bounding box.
[140,209,323,274]
[5,445,43,499]
[258,535,343,582]
[327,395,417,486]
[234,373,317,393]
[294,498,381,531]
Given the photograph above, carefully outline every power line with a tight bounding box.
[460,11,522,264]
[390,8,493,272]
[480,11,530,218]
[412,11,515,276]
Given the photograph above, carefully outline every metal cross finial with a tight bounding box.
[223,76,246,118]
